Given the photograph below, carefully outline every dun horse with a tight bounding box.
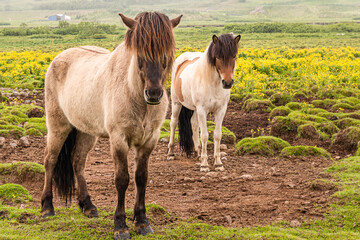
[167,33,241,172]
[40,12,182,239]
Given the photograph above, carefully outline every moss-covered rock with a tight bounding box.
[311,99,337,109]
[269,106,292,120]
[288,111,329,124]
[333,127,360,151]
[280,146,331,158]
[235,136,290,156]
[297,124,322,140]
[230,93,245,102]
[336,118,360,129]
[337,112,360,120]
[243,99,274,112]
[285,102,302,110]
[331,103,354,112]
[315,122,339,136]
[270,92,293,106]
[0,183,33,203]
[0,162,44,182]
[270,116,309,136]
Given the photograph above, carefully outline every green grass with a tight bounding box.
[235,136,290,156]
[280,146,331,158]
[0,183,33,203]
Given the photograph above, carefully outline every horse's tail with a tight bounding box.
[53,128,77,205]
[178,106,194,157]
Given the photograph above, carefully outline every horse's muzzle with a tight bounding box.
[144,89,163,105]
[222,79,234,89]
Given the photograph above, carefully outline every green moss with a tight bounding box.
[336,118,360,129]
[243,98,274,112]
[0,184,33,203]
[339,97,360,106]
[25,127,43,136]
[235,136,290,156]
[311,179,338,191]
[269,106,292,120]
[331,102,354,112]
[0,162,44,181]
[315,122,340,136]
[270,116,309,135]
[230,93,245,102]
[285,101,302,110]
[288,111,329,124]
[24,122,47,134]
[337,111,360,120]
[311,99,337,108]
[280,146,331,158]
[270,92,293,106]
[297,124,323,140]
[333,127,360,151]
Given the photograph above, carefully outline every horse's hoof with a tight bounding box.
[84,208,99,218]
[136,223,154,236]
[114,230,131,240]
[200,166,210,172]
[167,155,175,161]
[215,165,225,171]
[41,209,55,218]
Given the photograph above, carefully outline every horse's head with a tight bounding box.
[119,12,182,105]
[208,33,241,89]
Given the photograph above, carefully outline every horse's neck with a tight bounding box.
[197,49,220,85]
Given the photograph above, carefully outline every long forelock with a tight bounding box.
[208,34,238,66]
[124,12,175,63]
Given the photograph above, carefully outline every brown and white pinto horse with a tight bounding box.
[168,33,241,172]
[40,12,182,239]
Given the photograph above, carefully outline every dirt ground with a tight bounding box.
[0,93,340,228]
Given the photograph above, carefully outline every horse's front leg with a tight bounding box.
[111,133,131,240]
[134,135,158,236]
[167,102,182,160]
[197,108,210,172]
[213,107,227,171]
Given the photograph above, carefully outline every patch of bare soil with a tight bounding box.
[1,91,341,228]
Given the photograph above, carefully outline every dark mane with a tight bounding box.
[124,12,175,62]
[207,34,239,66]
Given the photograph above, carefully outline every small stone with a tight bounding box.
[184,177,194,182]
[220,152,227,158]
[20,91,28,97]
[94,147,100,151]
[10,142,18,148]
[225,215,232,224]
[205,172,218,177]
[20,136,30,146]
[25,100,31,104]
[287,182,295,188]
[19,204,26,209]
[0,137,5,147]
[149,180,153,184]
[290,220,301,227]
[220,144,227,150]
[200,176,206,180]
[240,174,253,180]
[12,91,19,96]
[285,201,289,204]
[159,138,168,143]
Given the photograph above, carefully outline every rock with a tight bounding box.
[12,91,19,96]
[184,177,194,182]
[225,215,232,224]
[19,136,30,147]
[290,220,301,227]
[94,147,100,151]
[0,137,5,147]
[220,152,227,158]
[25,100,31,104]
[205,172,218,177]
[20,91,28,97]
[159,138,168,143]
[220,144,227,150]
[10,141,18,148]
[19,204,26,209]
[240,174,253,180]
[200,176,206,180]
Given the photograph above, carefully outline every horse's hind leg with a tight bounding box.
[41,123,72,217]
[191,111,200,158]
[72,131,99,218]
[167,101,182,160]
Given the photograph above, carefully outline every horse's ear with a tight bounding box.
[234,34,241,44]
[170,15,183,28]
[212,35,218,44]
[118,13,137,30]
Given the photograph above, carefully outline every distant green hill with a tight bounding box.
[0,0,359,26]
